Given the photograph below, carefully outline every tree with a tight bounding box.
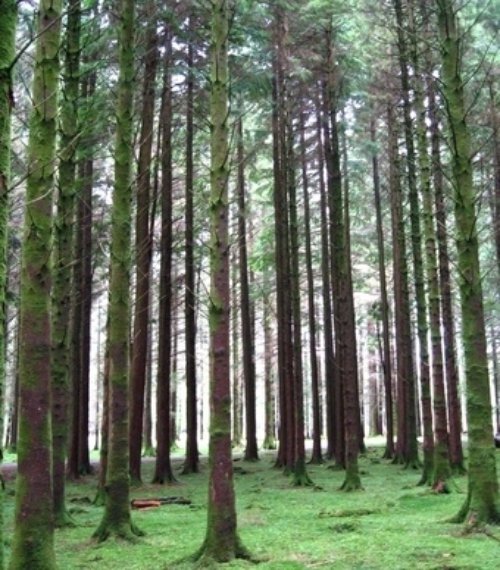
[183,14,199,475]
[9,0,62,566]
[437,0,499,526]
[129,0,159,484]
[194,1,249,561]
[52,0,81,524]
[92,0,141,541]
[0,0,17,565]
[153,23,175,485]
[236,114,258,462]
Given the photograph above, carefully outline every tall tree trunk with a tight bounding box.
[262,279,276,450]
[78,124,94,477]
[94,325,110,507]
[52,0,81,526]
[427,72,464,473]
[287,112,312,486]
[153,25,175,485]
[488,79,500,277]
[0,0,17,565]
[411,4,451,490]
[183,16,199,474]
[388,102,418,468]
[195,2,249,561]
[370,117,394,459]
[9,1,62,566]
[393,0,425,472]
[129,0,158,483]
[315,95,336,461]
[231,250,242,447]
[437,0,499,525]
[93,0,141,541]
[237,116,258,462]
[300,111,322,465]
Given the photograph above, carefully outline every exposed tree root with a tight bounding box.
[54,509,77,529]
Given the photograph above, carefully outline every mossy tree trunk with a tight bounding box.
[92,0,141,541]
[52,0,81,526]
[194,1,248,562]
[437,0,499,526]
[0,0,17,566]
[129,0,158,484]
[9,0,62,567]
[262,276,276,450]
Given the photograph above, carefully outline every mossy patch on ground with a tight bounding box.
[2,443,499,568]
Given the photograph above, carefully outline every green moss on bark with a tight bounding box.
[438,0,499,524]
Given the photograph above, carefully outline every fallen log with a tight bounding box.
[131,497,192,509]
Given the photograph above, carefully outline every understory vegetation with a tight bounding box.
[4,444,499,569]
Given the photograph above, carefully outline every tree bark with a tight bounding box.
[92,0,141,541]
[195,1,249,561]
[370,117,394,459]
[437,0,499,525]
[152,25,175,485]
[183,15,199,474]
[129,0,158,483]
[9,1,62,566]
[52,0,81,526]
[237,116,258,462]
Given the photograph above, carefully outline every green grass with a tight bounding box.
[3,445,499,569]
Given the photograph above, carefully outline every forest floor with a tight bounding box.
[2,441,500,569]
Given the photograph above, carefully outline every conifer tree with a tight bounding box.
[93,0,141,541]
[437,0,499,525]
[9,0,62,566]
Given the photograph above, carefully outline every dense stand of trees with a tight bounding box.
[0,0,499,565]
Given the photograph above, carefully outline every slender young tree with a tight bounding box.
[0,0,17,565]
[437,0,499,525]
[52,0,81,526]
[9,0,62,566]
[93,0,141,541]
[194,1,249,561]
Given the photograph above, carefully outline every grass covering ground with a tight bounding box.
[3,442,499,569]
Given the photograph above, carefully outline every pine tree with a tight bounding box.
[92,0,141,541]
[9,0,62,566]
[437,0,499,526]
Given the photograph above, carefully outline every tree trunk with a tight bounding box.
[262,278,276,450]
[393,0,424,472]
[152,25,175,485]
[92,0,141,541]
[129,0,158,484]
[437,0,499,525]
[0,0,17,565]
[427,72,464,473]
[300,111,322,465]
[370,117,394,459]
[237,115,258,462]
[52,0,81,526]
[195,2,249,561]
[9,1,62,566]
[315,95,336,461]
[388,102,418,468]
[183,16,199,474]
[411,4,451,490]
